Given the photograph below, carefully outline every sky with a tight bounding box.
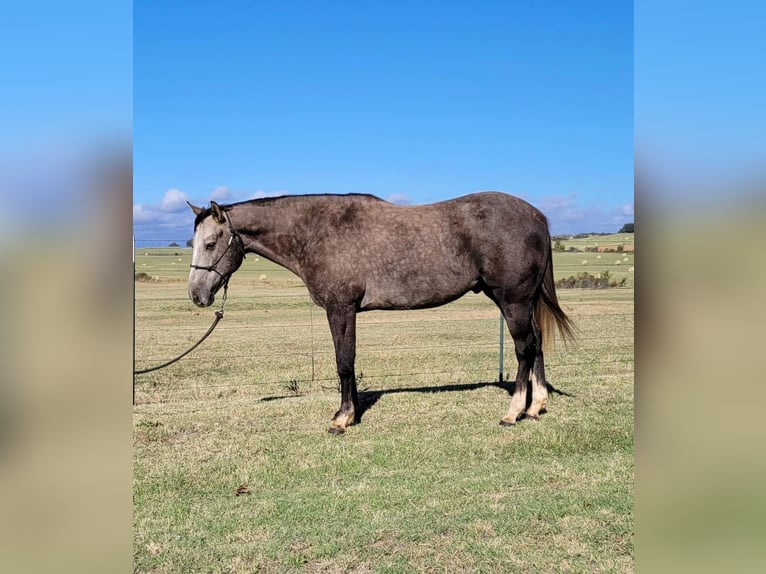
[3,1,763,243]
[0,1,131,234]
[134,0,633,242]
[635,0,766,198]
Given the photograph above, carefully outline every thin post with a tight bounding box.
[133,235,136,406]
[309,300,315,382]
[498,313,505,383]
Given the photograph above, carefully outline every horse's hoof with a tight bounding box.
[328,426,346,435]
[499,419,516,427]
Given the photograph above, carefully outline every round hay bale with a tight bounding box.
[581,260,588,265]
[259,274,267,280]
[629,267,634,273]
[615,260,621,265]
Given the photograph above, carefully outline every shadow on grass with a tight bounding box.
[356,379,572,423]
[260,379,572,424]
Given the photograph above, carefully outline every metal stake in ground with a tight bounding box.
[498,314,505,383]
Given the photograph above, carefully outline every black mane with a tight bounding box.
[193,193,383,230]
[236,193,382,207]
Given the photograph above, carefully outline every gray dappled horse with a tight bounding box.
[187,192,574,434]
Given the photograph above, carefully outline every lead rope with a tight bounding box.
[134,281,229,375]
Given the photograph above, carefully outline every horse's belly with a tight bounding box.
[359,274,476,311]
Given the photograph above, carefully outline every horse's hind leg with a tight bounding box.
[497,301,538,426]
[526,315,548,420]
[326,304,359,435]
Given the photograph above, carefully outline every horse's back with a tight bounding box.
[304,192,550,309]
[444,191,548,230]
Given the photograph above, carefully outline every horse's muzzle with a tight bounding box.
[191,290,214,307]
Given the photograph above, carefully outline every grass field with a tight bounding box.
[134,234,634,572]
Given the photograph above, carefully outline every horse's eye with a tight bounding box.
[205,242,216,251]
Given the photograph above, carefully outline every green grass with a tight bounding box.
[134,247,634,573]
[553,234,634,288]
[554,233,634,250]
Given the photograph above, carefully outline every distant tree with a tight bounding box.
[168,241,180,247]
[186,238,193,247]
[618,223,634,233]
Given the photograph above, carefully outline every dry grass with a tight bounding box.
[134,248,634,572]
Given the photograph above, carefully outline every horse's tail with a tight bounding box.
[535,244,575,353]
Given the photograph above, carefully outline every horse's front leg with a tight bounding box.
[326,304,358,435]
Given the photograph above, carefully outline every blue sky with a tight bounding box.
[134,1,633,240]
[0,1,131,230]
[636,0,766,197]
[0,2,131,143]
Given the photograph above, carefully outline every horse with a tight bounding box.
[187,192,574,434]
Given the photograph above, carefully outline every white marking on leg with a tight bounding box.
[501,382,527,425]
[527,373,548,418]
[330,410,355,431]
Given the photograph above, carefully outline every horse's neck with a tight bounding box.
[230,200,308,279]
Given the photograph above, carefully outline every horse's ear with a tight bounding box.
[187,201,204,216]
[210,201,225,223]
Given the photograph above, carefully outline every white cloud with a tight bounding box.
[134,187,195,240]
[210,185,231,202]
[387,193,411,205]
[134,186,294,240]
[536,193,633,234]
[159,188,190,212]
[132,203,154,223]
[538,193,578,212]
[537,193,586,225]
[133,202,190,228]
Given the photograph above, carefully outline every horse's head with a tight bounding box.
[187,201,246,307]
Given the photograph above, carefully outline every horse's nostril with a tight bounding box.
[192,292,200,304]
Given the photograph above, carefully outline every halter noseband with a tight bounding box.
[189,213,247,283]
